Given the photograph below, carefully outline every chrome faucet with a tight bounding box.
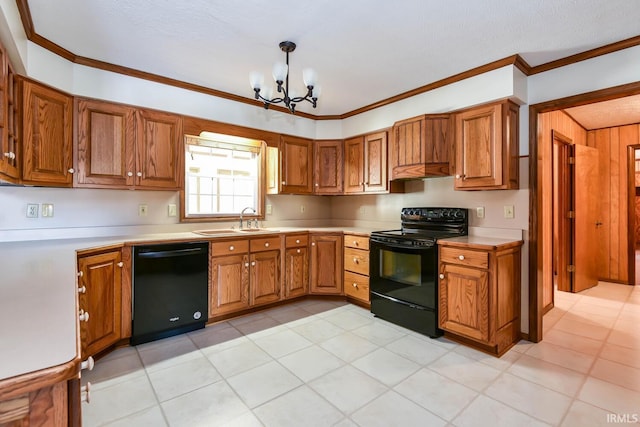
[239,207,256,229]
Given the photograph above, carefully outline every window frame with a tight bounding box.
[180,133,266,222]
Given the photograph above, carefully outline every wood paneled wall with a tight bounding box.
[538,111,587,309]
[588,124,640,284]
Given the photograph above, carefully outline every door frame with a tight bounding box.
[628,145,640,285]
[552,131,573,295]
[528,81,640,342]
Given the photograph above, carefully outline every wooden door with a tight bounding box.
[553,133,573,293]
[572,144,600,292]
[364,131,388,192]
[310,234,343,294]
[136,109,183,189]
[314,140,343,194]
[284,246,308,298]
[78,250,123,359]
[250,250,281,305]
[0,45,19,181]
[439,263,489,342]
[455,103,502,189]
[210,253,250,316]
[21,79,73,186]
[343,136,364,193]
[75,99,136,188]
[280,135,313,193]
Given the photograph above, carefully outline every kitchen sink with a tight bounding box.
[192,229,237,236]
[237,228,279,233]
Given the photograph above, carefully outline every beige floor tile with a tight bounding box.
[429,351,502,392]
[484,373,572,425]
[146,355,222,402]
[351,390,446,427]
[137,334,201,373]
[291,317,345,343]
[352,347,420,386]
[590,358,640,392]
[578,377,640,415]
[453,395,550,427]
[507,354,586,397]
[385,334,449,365]
[599,342,640,369]
[394,368,477,421]
[320,331,379,362]
[227,361,302,408]
[560,400,617,427]
[253,386,343,427]
[103,405,167,427]
[252,328,312,358]
[541,329,603,356]
[278,345,345,382]
[351,321,407,346]
[525,340,595,373]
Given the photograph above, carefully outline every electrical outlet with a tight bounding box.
[138,204,148,216]
[300,205,305,213]
[266,204,272,215]
[504,205,515,219]
[42,203,54,218]
[168,204,177,217]
[476,207,485,219]
[26,204,39,218]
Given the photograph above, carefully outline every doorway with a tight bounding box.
[528,81,640,342]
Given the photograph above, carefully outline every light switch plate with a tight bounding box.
[476,207,485,218]
[504,205,515,219]
[168,204,177,217]
[266,204,272,215]
[42,203,54,217]
[138,204,148,216]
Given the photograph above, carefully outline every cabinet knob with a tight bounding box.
[439,274,445,279]
[229,245,235,251]
[353,257,359,263]
[78,285,86,294]
[281,181,286,185]
[315,183,319,187]
[458,255,465,261]
[3,152,11,159]
[68,168,75,174]
[137,172,143,177]
[81,382,91,403]
[79,310,90,322]
[117,261,123,268]
[295,239,300,244]
[10,152,16,160]
[251,261,256,266]
[352,282,358,288]
[265,242,270,247]
[77,271,83,278]
[81,356,95,371]
[296,249,301,254]
[127,171,134,177]
[311,242,316,246]
[353,241,358,246]
[245,262,249,267]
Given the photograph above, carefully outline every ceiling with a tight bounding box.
[24,0,640,118]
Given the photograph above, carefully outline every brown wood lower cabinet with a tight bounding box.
[309,233,343,295]
[438,239,522,356]
[343,233,370,304]
[284,234,309,299]
[77,247,124,359]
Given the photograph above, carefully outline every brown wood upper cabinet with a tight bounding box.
[390,114,453,179]
[0,44,19,182]
[314,139,343,194]
[20,79,74,187]
[75,99,183,190]
[280,135,313,194]
[454,99,519,190]
[344,131,394,194]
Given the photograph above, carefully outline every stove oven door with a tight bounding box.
[369,239,437,309]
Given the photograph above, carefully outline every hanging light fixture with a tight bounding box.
[249,41,320,114]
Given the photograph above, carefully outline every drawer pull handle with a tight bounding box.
[77,271,83,278]
[312,242,316,246]
[78,285,86,294]
[265,242,270,247]
[68,168,75,174]
[295,239,300,244]
[296,249,301,254]
[245,262,249,267]
[353,257,359,263]
[127,171,133,177]
[251,261,256,266]
[229,245,235,251]
[352,282,358,288]
[81,356,95,371]
[353,241,358,246]
[81,382,91,403]
[117,261,124,268]
[439,274,445,279]
[137,172,143,177]
[458,255,465,261]
[79,310,90,322]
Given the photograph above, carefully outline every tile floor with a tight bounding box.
[82,282,640,426]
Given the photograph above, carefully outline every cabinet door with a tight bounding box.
[78,250,123,359]
[343,136,364,193]
[284,246,308,298]
[75,99,136,187]
[21,79,73,186]
[250,250,281,305]
[210,253,250,317]
[136,109,183,189]
[280,135,313,193]
[439,263,489,343]
[310,234,343,294]
[314,140,343,194]
[363,131,388,192]
[0,48,19,181]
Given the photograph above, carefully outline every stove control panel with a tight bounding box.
[401,207,468,222]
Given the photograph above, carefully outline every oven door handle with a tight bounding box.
[370,241,434,251]
[370,291,428,310]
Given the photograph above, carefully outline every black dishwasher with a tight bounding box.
[131,241,209,345]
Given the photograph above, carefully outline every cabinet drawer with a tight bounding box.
[440,246,488,269]
[344,235,369,250]
[285,234,308,248]
[250,236,282,252]
[211,239,249,256]
[344,247,369,275]
[344,270,369,302]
